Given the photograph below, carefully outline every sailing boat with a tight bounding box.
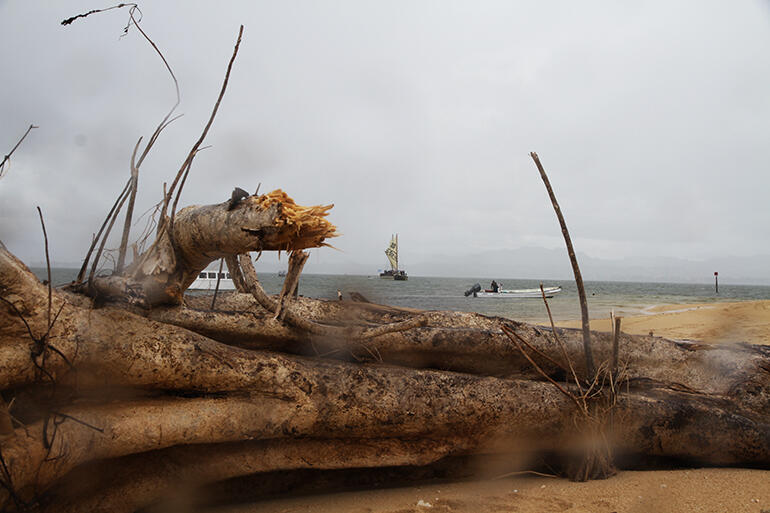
[379,234,408,280]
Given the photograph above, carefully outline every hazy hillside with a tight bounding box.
[403,249,770,285]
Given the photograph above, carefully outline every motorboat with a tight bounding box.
[464,283,562,298]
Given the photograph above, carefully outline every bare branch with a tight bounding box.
[274,250,310,320]
[116,138,142,273]
[87,183,132,286]
[210,258,225,310]
[168,152,196,229]
[224,255,247,293]
[530,151,595,377]
[239,253,338,337]
[65,4,183,276]
[540,283,584,396]
[60,4,137,26]
[125,6,181,167]
[76,179,131,283]
[36,207,52,331]
[612,316,622,376]
[161,24,244,227]
[0,124,38,179]
[501,324,584,411]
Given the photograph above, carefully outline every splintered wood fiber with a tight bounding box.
[257,189,338,250]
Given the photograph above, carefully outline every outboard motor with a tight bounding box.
[464,283,481,297]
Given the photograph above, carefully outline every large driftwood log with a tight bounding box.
[43,438,467,513]
[80,189,336,307]
[1,237,770,511]
[14,12,765,510]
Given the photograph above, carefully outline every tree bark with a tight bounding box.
[43,438,466,513]
[80,189,336,307]
[2,224,770,510]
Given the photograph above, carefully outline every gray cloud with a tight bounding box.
[2,1,769,281]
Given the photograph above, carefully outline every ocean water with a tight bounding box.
[32,267,770,323]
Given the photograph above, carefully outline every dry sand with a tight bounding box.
[558,299,770,345]
[231,468,769,513]
[225,300,770,513]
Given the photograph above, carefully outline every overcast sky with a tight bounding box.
[1,1,769,276]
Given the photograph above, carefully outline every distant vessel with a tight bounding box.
[380,234,408,281]
[189,269,235,290]
[464,283,562,298]
[278,270,287,277]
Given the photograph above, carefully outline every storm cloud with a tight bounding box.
[1,1,769,281]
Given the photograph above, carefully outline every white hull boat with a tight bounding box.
[465,284,562,298]
[189,270,235,291]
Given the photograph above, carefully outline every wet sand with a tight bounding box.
[222,300,770,513]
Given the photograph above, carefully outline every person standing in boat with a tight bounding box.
[490,280,499,293]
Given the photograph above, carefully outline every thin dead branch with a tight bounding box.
[540,283,584,396]
[0,124,38,179]
[274,250,309,320]
[65,4,183,277]
[60,4,137,26]
[505,323,571,376]
[116,138,142,273]
[87,182,132,287]
[36,207,52,331]
[612,316,621,376]
[123,5,181,148]
[502,324,584,412]
[210,259,225,310]
[530,151,595,378]
[238,253,341,337]
[224,255,247,292]
[161,24,244,229]
[76,179,131,283]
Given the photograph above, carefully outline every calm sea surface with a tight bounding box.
[33,267,770,324]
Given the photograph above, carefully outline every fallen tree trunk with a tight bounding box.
[153,292,770,406]
[43,438,468,513]
[11,12,766,510]
[2,240,770,511]
[78,189,337,307]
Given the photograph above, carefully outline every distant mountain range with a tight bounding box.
[302,247,770,285]
[407,248,770,285]
[37,247,770,285]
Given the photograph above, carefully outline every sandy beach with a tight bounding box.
[237,468,769,513]
[228,299,770,513]
[559,299,770,346]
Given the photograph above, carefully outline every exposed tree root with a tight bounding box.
[2,197,769,510]
[42,438,467,513]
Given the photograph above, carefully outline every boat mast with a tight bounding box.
[384,234,399,273]
[395,233,399,271]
